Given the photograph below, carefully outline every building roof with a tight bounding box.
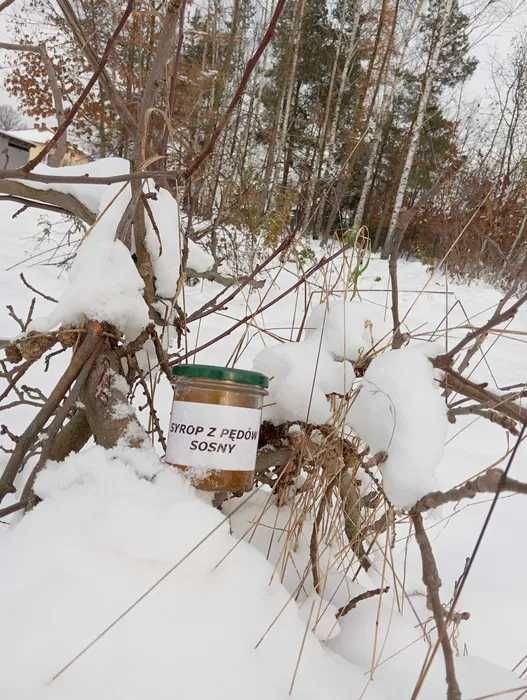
[0,128,54,145]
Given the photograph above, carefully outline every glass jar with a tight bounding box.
[165,364,269,492]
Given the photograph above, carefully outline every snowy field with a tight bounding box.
[1,192,527,699]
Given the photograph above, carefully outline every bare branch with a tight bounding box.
[20,273,58,303]
[0,321,104,504]
[337,586,389,619]
[414,468,527,513]
[0,179,95,223]
[411,512,461,700]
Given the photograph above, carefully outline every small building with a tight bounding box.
[0,127,89,169]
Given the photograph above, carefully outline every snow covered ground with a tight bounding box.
[1,199,527,699]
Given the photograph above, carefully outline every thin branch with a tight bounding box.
[0,0,16,12]
[337,586,389,619]
[0,321,104,503]
[172,242,352,364]
[19,273,58,303]
[410,512,461,700]
[414,468,527,513]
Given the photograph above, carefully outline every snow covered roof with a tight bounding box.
[0,128,54,145]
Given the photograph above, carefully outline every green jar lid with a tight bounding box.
[172,363,269,389]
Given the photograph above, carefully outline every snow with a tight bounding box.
[349,346,448,508]
[1,196,527,698]
[12,160,213,339]
[253,337,354,424]
[305,300,393,361]
[0,444,383,700]
[19,157,131,214]
[28,183,150,340]
[145,187,213,299]
[2,127,53,144]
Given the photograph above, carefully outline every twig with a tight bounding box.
[410,512,461,700]
[414,468,527,513]
[172,243,352,365]
[337,586,390,619]
[187,228,297,323]
[19,273,58,303]
[0,0,16,12]
[433,364,527,426]
[437,290,527,366]
[448,406,518,434]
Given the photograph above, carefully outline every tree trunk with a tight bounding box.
[382,0,455,258]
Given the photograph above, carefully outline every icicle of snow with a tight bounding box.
[348,346,447,509]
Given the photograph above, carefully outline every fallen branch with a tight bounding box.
[448,405,518,434]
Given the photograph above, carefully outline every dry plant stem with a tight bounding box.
[414,468,527,513]
[0,0,16,11]
[0,322,103,504]
[22,0,134,173]
[410,512,461,700]
[184,0,287,179]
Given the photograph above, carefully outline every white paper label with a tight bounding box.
[165,400,262,472]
